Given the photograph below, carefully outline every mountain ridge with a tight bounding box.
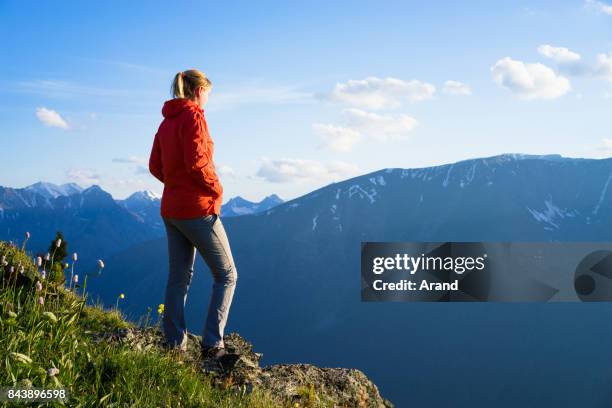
[88,152,611,408]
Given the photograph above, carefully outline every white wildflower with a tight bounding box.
[46,367,59,377]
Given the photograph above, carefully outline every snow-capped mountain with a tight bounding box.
[116,190,163,234]
[24,181,83,199]
[122,190,161,204]
[255,152,611,238]
[0,181,285,260]
[88,152,612,408]
[221,194,284,217]
[4,153,610,406]
[100,152,612,314]
[0,184,163,262]
[114,190,282,230]
[8,153,610,408]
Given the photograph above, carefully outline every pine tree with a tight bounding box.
[47,231,67,263]
[46,231,68,284]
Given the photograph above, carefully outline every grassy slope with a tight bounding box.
[0,240,296,408]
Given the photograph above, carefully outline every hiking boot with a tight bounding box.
[201,344,228,360]
[200,344,243,371]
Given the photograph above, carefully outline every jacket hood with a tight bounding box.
[161,98,203,118]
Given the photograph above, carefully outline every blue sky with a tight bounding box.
[1,0,611,201]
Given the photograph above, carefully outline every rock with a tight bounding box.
[92,328,393,407]
[257,364,393,408]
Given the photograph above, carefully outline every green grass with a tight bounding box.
[0,241,293,407]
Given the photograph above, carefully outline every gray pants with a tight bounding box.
[162,213,237,349]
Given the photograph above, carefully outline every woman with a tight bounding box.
[148,69,237,361]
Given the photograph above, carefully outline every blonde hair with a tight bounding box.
[171,69,212,100]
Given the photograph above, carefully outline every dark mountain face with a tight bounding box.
[91,153,612,408]
[0,185,161,262]
[221,194,284,217]
[0,181,284,263]
[114,191,284,222]
[5,154,612,406]
[97,153,612,317]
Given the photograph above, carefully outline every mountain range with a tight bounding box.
[89,153,612,408]
[0,182,283,262]
[221,194,283,217]
[2,152,612,407]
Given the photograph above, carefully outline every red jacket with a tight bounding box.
[149,98,223,218]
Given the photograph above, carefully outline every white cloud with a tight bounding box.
[255,158,359,183]
[62,167,161,196]
[537,44,590,76]
[594,52,612,83]
[490,57,571,100]
[36,107,69,129]
[536,44,612,81]
[312,123,362,152]
[112,156,145,164]
[586,0,612,15]
[134,165,149,175]
[107,177,150,188]
[65,168,101,185]
[313,109,418,152]
[326,76,435,109]
[343,108,418,141]
[217,165,236,178]
[595,138,612,158]
[537,45,581,64]
[599,138,612,151]
[442,80,472,96]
